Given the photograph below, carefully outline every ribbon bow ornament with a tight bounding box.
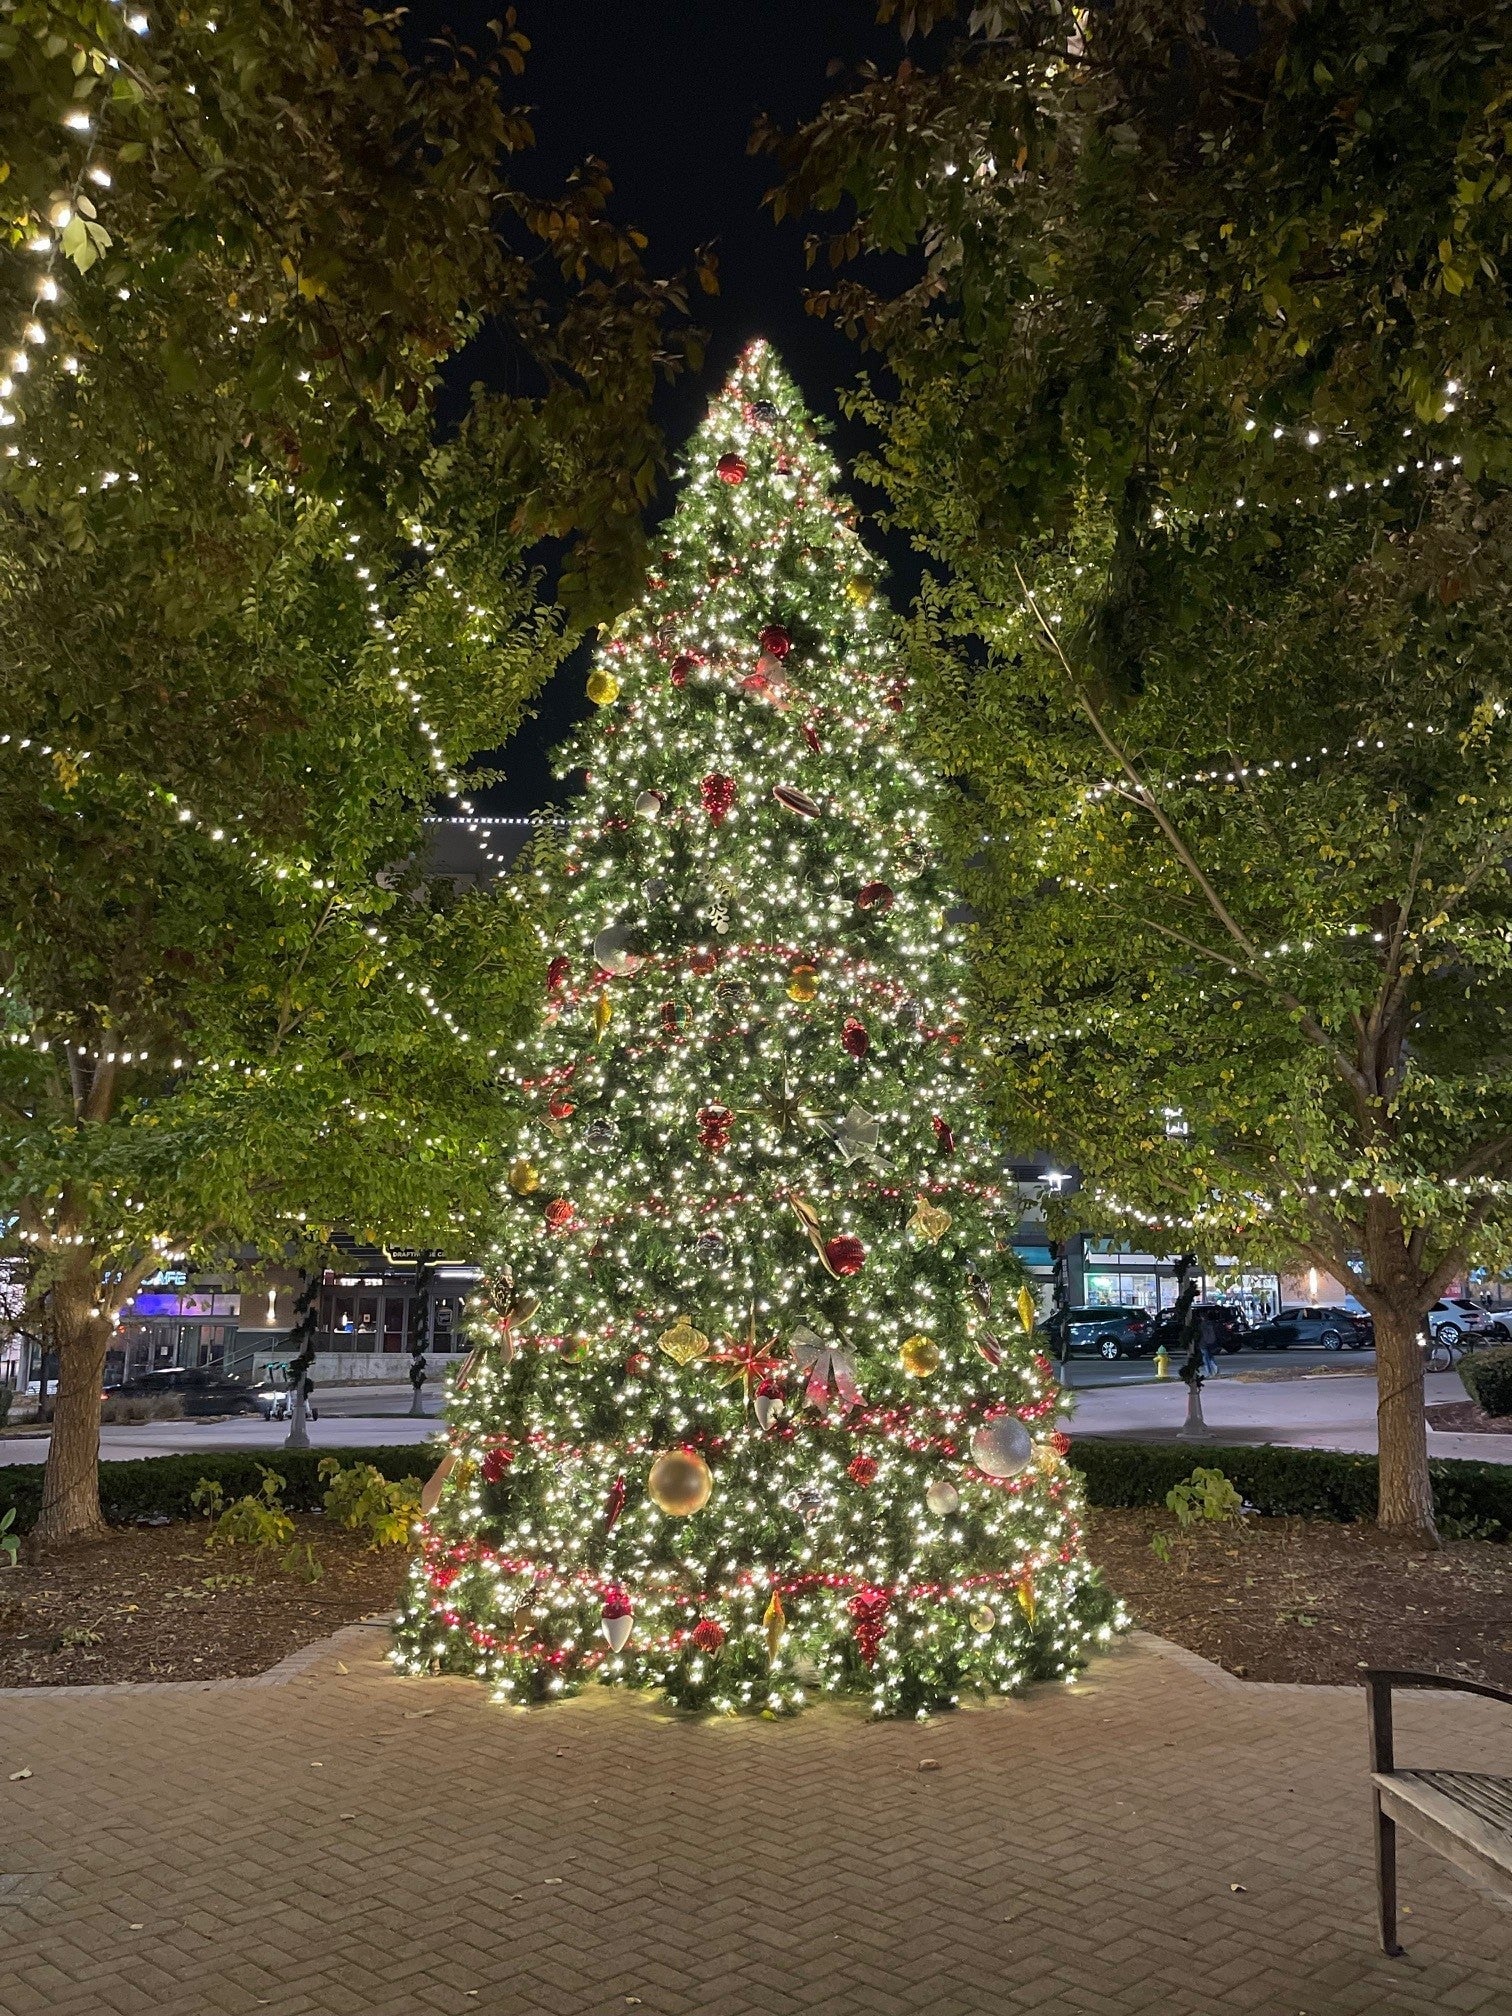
[790,1325,863,1415]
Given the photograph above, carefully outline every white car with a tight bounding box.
[1424,1298,1492,1346]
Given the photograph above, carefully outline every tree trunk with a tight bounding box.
[33,1289,110,1546]
[1373,1296,1437,1545]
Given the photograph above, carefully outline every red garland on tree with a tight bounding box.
[543,1198,574,1232]
[701,772,737,825]
[697,1104,733,1153]
[856,881,895,913]
[692,1617,726,1655]
[849,1587,890,1665]
[546,954,570,994]
[604,1474,626,1529]
[847,1453,878,1487]
[841,1015,870,1059]
[824,1234,866,1276]
[716,452,747,485]
[932,1115,956,1154]
[758,622,792,659]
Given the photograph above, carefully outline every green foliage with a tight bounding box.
[776,2,1512,1534]
[0,1444,433,1532]
[1070,1439,1512,1541]
[1459,1346,1512,1416]
[0,1386,11,1431]
[195,1465,295,1551]
[318,1456,421,1548]
[1165,1467,1245,1532]
[0,1506,17,1567]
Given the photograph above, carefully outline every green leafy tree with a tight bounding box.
[773,0,1512,1540]
[0,0,704,1542]
[395,345,1115,1717]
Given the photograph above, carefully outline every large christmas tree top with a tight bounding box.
[397,342,1116,1714]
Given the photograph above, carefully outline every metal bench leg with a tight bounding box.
[1374,1792,1402,1956]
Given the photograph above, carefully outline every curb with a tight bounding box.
[0,1614,397,1700]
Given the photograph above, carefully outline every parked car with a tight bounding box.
[1059,1306,1155,1360]
[1424,1298,1492,1347]
[104,1367,279,1418]
[1150,1303,1250,1356]
[1244,1305,1372,1352]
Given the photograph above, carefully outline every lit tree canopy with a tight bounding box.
[772,0,1512,1538]
[0,0,703,1541]
[397,345,1116,1717]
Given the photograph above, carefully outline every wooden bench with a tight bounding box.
[1367,1667,1512,1954]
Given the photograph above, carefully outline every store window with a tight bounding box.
[355,1296,379,1341]
[383,1297,406,1353]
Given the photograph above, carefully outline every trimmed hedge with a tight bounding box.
[1460,1346,1512,1419]
[1068,1438,1512,1539]
[0,1444,433,1535]
[2,1437,1507,1541]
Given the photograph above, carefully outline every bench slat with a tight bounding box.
[1396,1771,1512,1835]
[1373,1771,1512,1899]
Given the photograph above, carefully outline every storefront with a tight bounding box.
[116,1272,241,1379]
[1080,1245,1282,1323]
[314,1251,479,1357]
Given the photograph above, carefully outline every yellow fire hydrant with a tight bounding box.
[1154,1344,1171,1380]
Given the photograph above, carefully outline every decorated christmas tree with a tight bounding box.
[396,342,1118,1715]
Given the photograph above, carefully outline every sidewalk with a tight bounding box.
[1,1623,1508,2015]
[1058,1368,1512,1464]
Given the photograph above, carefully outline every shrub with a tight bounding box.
[0,1384,11,1430]
[318,1457,422,1547]
[193,1466,296,1550]
[100,1393,185,1425]
[1459,1346,1512,1418]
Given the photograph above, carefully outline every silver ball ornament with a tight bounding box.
[970,1415,1033,1479]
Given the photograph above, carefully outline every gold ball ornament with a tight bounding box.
[508,1159,542,1196]
[900,1333,941,1378]
[969,1603,996,1633]
[787,963,819,1003]
[585,667,620,706]
[647,1448,712,1517]
[846,578,871,604]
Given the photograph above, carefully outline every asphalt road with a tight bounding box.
[1059,1343,1376,1388]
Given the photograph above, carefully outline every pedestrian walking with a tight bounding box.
[1198,1309,1219,1378]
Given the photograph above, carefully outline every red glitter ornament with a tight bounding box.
[604,1474,627,1529]
[546,954,570,994]
[841,1016,870,1060]
[543,1198,574,1232]
[692,1617,727,1655]
[481,1445,513,1485]
[932,1116,956,1154]
[824,1234,866,1277]
[849,1587,890,1666]
[716,452,747,485]
[601,1584,632,1618]
[548,1094,576,1120]
[689,948,719,976]
[848,1454,878,1487]
[697,1104,733,1153]
[758,622,792,659]
[700,772,737,825]
[856,882,895,913]
[670,652,698,687]
[1050,1429,1071,1458]
[624,1350,653,1381]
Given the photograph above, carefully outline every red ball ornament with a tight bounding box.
[624,1350,653,1381]
[758,623,792,659]
[697,1104,733,1153]
[824,1234,866,1277]
[481,1445,513,1486]
[1051,1429,1071,1458]
[543,1198,574,1232]
[701,772,737,826]
[841,1016,871,1060]
[546,954,570,995]
[670,652,698,687]
[548,1094,576,1120]
[692,1617,727,1655]
[884,682,906,713]
[856,882,895,913]
[716,452,747,485]
[689,948,719,976]
[932,1115,956,1155]
[848,1453,879,1487]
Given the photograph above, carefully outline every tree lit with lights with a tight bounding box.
[398,345,1118,1715]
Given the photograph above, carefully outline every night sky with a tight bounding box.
[410,1,915,814]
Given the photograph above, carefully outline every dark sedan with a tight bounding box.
[1151,1302,1250,1356]
[105,1367,279,1416]
[1058,1306,1155,1360]
[1244,1305,1372,1352]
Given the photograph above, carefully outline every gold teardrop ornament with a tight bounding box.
[658,1315,711,1367]
[907,1196,952,1245]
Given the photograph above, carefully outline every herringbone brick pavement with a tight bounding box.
[1,1623,1509,2016]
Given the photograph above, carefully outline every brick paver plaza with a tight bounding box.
[2,1625,1509,2016]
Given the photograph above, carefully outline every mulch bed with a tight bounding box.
[0,1515,409,1687]
[1426,1398,1512,1435]
[1086,1504,1512,1688]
